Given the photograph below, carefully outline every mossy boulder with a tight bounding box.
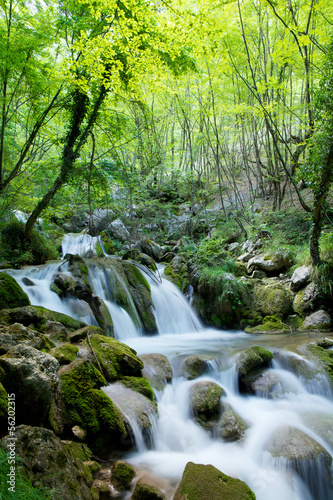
[68,325,104,343]
[190,381,224,422]
[173,462,256,500]
[304,342,333,384]
[138,253,157,271]
[253,281,293,319]
[293,283,321,317]
[1,425,94,500]
[0,344,59,427]
[111,460,135,491]
[181,355,214,380]
[51,343,79,365]
[59,359,127,451]
[140,353,173,391]
[131,479,165,500]
[302,310,331,330]
[0,272,30,310]
[216,402,248,442]
[86,333,144,381]
[245,315,289,334]
[139,239,164,262]
[236,346,274,378]
[120,376,155,401]
[0,323,55,354]
[164,256,189,292]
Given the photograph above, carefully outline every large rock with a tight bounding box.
[0,344,59,426]
[2,426,94,500]
[140,353,173,391]
[91,208,115,232]
[293,283,321,317]
[302,310,331,330]
[173,462,256,500]
[303,342,333,384]
[190,381,224,422]
[216,402,248,442]
[266,426,333,500]
[111,460,135,491]
[253,281,293,319]
[248,252,293,274]
[59,359,127,450]
[0,272,30,310]
[139,239,164,262]
[86,333,144,381]
[107,218,130,242]
[236,346,274,377]
[181,355,214,380]
[131,479,165,499]
[0,322,54,354]
[290,266,311,291]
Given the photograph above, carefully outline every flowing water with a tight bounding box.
[5,234,333,500]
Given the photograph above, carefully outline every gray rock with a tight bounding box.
[303,310,331,330]
[190,381,224,421]
[242,240,255,253]
[0,323,54,354]
[181,355,214,380]
[216,402,248,442]
[92,208,115,231]
[293,283,321,316]
[139,239,164,262]
[140,353,173,391]
[248,252,293,274]
[107,218,130,242]
[0,344,59,426]
[290,265,311,292]
[237,252,253,262]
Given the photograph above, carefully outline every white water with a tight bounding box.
[62,233,105,258]
[5,234,333,499]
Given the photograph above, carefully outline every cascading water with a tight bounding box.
[4,233,333,500]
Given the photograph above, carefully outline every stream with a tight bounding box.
[6,234,333,500]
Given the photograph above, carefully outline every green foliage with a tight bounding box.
[0,219,57,267]
[0,448,59,499]
[199,266,247,310]
[311,261,333,299]
[257,208,311,245]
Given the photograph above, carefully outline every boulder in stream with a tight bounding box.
[111,460,135,491]
[181,355,214,380]
[140,353,173,391]
[190,381,224,422]
[131,479,165,499]
[0,272,30,309]
[302,310,331,330]
[216,402,248,442]
[173,462,256,500]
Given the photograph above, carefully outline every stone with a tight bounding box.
[237,252,253,263]
[248,252,293,274]
[290,265,311,292]
[107,218,130,242]
[111,460,135,491]
[68,325,104,343]
[139,239,164,262]
[253,281,294,318]
[0,344,59,426]
[131,479,165,500]
[303,310,331,330]
[1,426,94,500]
[51,343,79,365]
[190,381,224,421]
[216,402,248,442]
[0,322,55,354]
[0,272,30,310]
[173,462,255,500]
[140,353,173,391]
[241,370,282,397]
[236,346,273,378]
[181,355,213,380]
[91,208,115,232]
[293,283,321,317]
[91,479,112,499]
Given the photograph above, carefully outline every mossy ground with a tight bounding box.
[0,273,30,310]
[245,315,289,333]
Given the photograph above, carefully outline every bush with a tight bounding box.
[0,219,57,267]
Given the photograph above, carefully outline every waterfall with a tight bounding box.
[4,233,333,500]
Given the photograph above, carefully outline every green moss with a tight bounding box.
[245,315,289,333]
[236,346,274,376]
[253,283,293,319]
[60,359,126,448]
[132,482,164,500]
[0,382,7,422]
[52,343,79,365]
[174,462,256,500]
[0,273,30,310]
[87,334,144,381]
[305,343,333,384]
[111,461,135,491]
[101,231,117,255]
[95,240,104,258]
[120,376,155,401]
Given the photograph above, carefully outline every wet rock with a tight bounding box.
[164,255,189,292]
[303,310,331,330]
[137,253,157,271]
[266,426,333,500]
[173,462,256,500]
[119,376,155,401]
[107,218,130,242]
[22,277,35,286]
[290,265,311,292]
[140,353,173,391]
[293,282,321,316]
[190,381,224,421]
[241,370,282,397]
[68,325,104,343]
[131,479,165,500]
[91,479,112,499]
[236,346,274,377]
[51,343,79,365]
[216,402,248,442]
[0,272,30,310]
[1,426,94,500]
[0,323,55,354]
[42,320,68,341]
[0,344,59,426]
[139,239,164,262]
[86,333,144,381]
[111,460,135,491]
[303,342,333,385]
[181,355,214,380]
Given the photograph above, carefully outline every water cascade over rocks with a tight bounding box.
[5,233,333,500]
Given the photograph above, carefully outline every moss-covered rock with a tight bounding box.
[253,281,293,319]
[236,346,274,377]
[51,343,79,365]
[68,325,104,343]
[0,322,55,354]
[190,381,224,422]
[0,272,30,310]
[216,402,248,442]
[245,315,289,334]
[173,462,256,500]
[86,333,144,381]
[0,344,59,427]
[293,283,321,317]
[1,425,94,500]
[111,460,135,491]
[120,376,155,401]
[140,353,173,391]
[164,256,189,292]
[304,342,333,384]
[59,359,127,451]
[302,310,331,330]
[138,253,157,271]
[132,479,165,500]
[181,355,214,380]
